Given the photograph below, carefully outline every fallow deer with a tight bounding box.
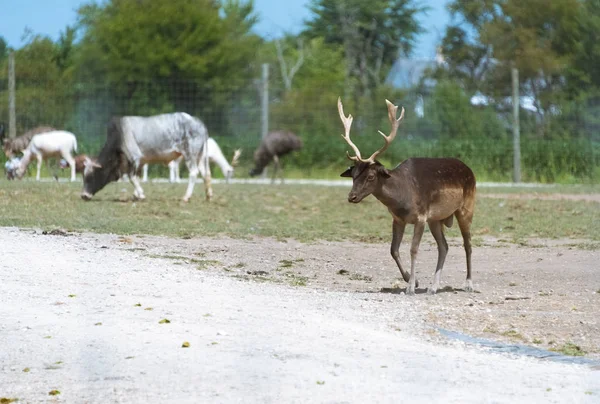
[337,98,476,295]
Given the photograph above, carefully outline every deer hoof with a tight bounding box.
[406,286,416,296]
[464,281,474,293]
[427,287,437,295]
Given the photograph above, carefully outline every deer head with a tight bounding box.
[338,97,405,203]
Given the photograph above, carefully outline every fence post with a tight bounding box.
[8,52,16,138]
[261,63,269,179]
[512,66,521,183]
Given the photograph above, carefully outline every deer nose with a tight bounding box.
[348,193,358,203]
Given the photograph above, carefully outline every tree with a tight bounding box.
[54,26,77,73]
[76,0,258,85]
[567,0,600,92]
[0,36,8,64]
[274,36,305,92]
[303,0,426,99]
[437,0,583,137]
[73,0,261,135]
[0,34,74,132]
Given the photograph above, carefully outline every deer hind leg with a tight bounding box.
[407,220,426,296]
[271,155,280,184]
[61,152,76,182]
[427,220,449,294]
[142,164,148,183]
[36,154,43,181]
[182,158,198,202]
[390,220,416,286]
[202,149,212,201]
[175,157,182,183]
[278,157,285,184]
[200,152,212,188]
[456,209,474,292]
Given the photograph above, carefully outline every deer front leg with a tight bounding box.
[129,174,146,200]
[427,220,449,294]
[407,221,425,296]
[390,220,416,286]
[128,164,146,200]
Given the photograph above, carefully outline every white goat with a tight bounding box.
[142,138,240,183]
[16,131,78,181]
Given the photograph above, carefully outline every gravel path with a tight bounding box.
[1,227,598,403]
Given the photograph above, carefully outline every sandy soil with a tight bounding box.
[1,226,599,403]
[108,231,600,359]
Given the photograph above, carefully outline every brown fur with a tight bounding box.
[60,154,90,174]
[2,126,56,158]
[339,100,476,295]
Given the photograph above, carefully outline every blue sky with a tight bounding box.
[0,0,450,58]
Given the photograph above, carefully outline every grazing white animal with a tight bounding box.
[16,130,78,181]
[4,156,21,180]
[141,137,241,183]
[81,112,211,202]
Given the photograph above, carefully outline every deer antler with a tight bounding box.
[338,97,362,162]
[338,98,405,164]
[364,99,405,163]
[230,149,242,167]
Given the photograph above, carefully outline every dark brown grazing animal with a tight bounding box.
[337,98,476,296]
[249,130,303,183]
[2,126,56,158]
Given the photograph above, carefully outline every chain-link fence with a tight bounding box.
[1,69,599,182]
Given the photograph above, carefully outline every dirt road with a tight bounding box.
[1,227,598,403]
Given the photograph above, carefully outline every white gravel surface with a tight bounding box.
[1,227,598,403]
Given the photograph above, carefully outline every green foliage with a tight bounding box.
[54,26,76,73]
[0,35,8,63]
[73,0,260,135]
[427,81,505,140]
[0,35,74,133]
[303,0,426,96]
[567,0,600,92]
[433,32,490,96]
[437,0,585,137]
[76,0,258,85]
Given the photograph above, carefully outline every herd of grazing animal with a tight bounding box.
[2,99,476,295]
[2,113,300,201]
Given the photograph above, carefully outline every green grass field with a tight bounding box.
[1,180,599,244]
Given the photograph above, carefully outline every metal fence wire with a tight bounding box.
[0,71,599,182]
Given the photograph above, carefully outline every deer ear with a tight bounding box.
[377,165,391,178]
[340,167,353,178]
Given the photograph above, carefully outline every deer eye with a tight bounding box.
[367,174,376,181]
